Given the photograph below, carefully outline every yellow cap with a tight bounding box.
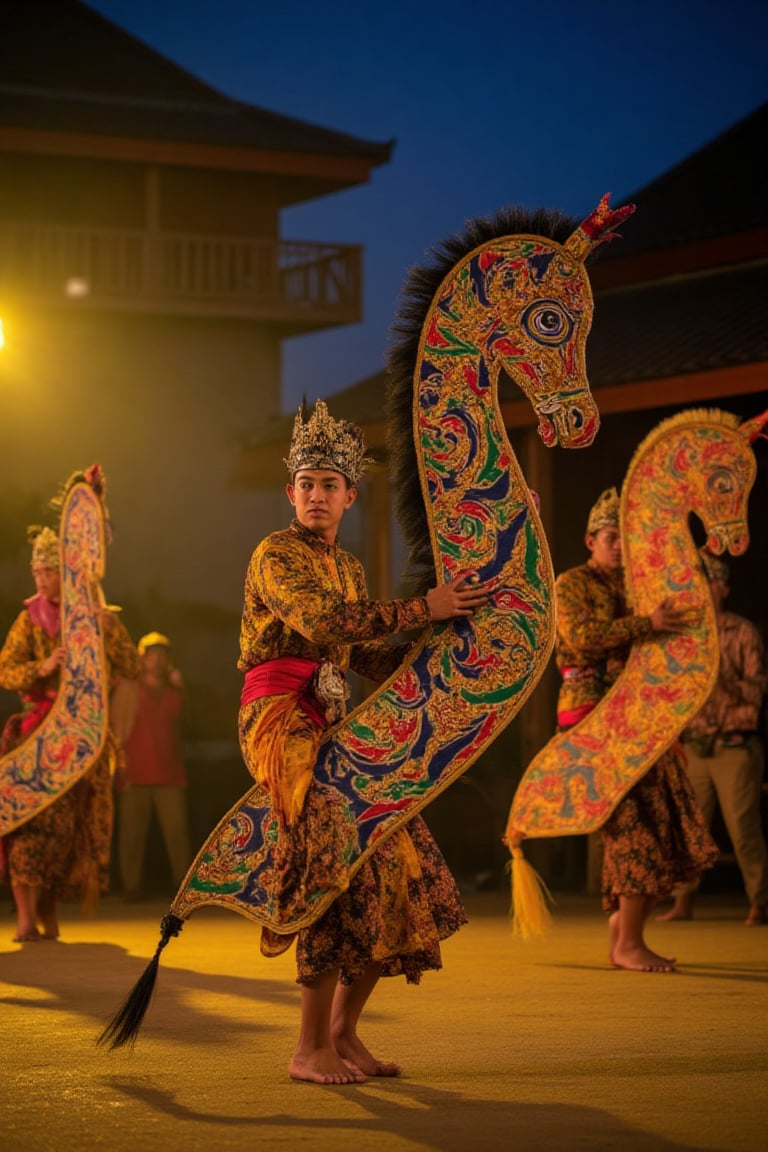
[138,631,171,656]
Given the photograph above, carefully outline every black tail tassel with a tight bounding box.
[97,911,184,1050]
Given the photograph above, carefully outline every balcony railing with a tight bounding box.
[0,222,362,326]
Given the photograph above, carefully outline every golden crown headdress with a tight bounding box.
[586,487,619,534]
[285,399,372,486]
[28,525,59,570]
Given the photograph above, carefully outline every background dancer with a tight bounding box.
[552,488,718,971]
[0,476,139,943]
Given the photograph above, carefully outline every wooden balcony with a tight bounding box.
[0,222,362,328]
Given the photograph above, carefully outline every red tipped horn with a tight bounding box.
[565,193,636,261]
[739,409,768,444]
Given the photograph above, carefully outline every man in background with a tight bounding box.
[112,631,190,900]
[659,551,768,926]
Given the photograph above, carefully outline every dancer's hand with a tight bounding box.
[40,646,66,676]
[426,572,487,621]
[649,599,690,633]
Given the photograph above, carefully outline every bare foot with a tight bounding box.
[745,904,767,927]
[655,901,692,922]
[289,1047,366,1085]
[611,943,676,972]
[37,894,60,939]
[608,911,619,966]
[12,927,41,943]
[655,908,691,922]
[333,1034,402,1077]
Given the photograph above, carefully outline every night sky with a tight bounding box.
[76,1,768,410]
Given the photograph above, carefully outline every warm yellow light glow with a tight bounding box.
[65,278,90,298]
[0,317,5,349]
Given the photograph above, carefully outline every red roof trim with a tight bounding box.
[590,229,768,290]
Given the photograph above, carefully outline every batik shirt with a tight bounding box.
[0,606,139,698]
[239,518,430,682]
[685,610,766,740]
[554,560,653,719]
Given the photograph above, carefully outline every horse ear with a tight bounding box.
[739,409,768,444]
[564,193,636,261]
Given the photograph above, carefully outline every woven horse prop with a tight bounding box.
[0,469,111,835]
[100,195,633,1048]
[505,407,768,933]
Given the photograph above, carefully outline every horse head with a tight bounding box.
[480,195,634,449]
[685,409,768,558]
[388,195,633,585]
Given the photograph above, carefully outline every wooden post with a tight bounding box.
[143,166,161,296]
[366,465,392,600]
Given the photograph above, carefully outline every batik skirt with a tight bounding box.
[600,742,719,912]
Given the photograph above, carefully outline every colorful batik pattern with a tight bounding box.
[0,483,113,834]
[508,409,761,840]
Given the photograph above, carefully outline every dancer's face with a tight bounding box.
[143,645,171,676]
[287,469,357,544]
[586,527,622,572]
[32,563,60,601]
[708,576,729,611]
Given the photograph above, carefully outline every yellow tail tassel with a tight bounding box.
[507,843,554,939]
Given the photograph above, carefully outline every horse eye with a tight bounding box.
[521,299,573,345]
[538,310,562,334]
[708,469,734,495]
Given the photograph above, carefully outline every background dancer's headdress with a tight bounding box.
[586,487,619,534]
[284,398,371,484]
[28,526,59,570]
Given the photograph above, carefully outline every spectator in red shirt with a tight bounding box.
[113,632,190,900]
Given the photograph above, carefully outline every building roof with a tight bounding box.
[0,1,392,173]
[583,101,767,390]
[599,101,767,258]
[587,263,768,387]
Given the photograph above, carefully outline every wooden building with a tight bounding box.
[0,0,391,744]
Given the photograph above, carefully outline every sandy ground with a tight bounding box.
[1,890,766,1152]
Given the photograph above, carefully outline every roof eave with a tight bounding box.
[0,125,391,183]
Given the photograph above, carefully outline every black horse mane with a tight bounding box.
[385,205,577,595]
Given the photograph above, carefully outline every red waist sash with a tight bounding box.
[557,702,596,729]
[20,691,56,737]
[240,657,325,727]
